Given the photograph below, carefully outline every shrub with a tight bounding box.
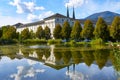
[22,39,47,44]
[90,38,104,44]
[47,39,62,44]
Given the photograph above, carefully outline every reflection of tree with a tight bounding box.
[21,48,30,57]
[81,50,94,66]
[0,46,18,59]
[44,49,50,59]
[93,49,110,69]
[62,51,72,64]
[71,51,82,64]
[110,49,120,71]
[35,49,44,60]
[54,50,62,62]
[0,47,17,54]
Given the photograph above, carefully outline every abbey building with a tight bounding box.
[16,7,78,38]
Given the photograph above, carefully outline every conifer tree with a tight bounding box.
[36,26,45,39]
[53,24,62,39]
[93,17,109,41]
[81,19,94,40]
[110,16,120,41]
[71,20,82,41]
[44,26,51,39]
[20,28,30,40]
[61,21,71,41]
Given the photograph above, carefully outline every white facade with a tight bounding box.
[16,13,76,38]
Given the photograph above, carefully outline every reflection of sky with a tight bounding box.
[66,63,117,80]
[0,56,119,80]
[10,59,45,80]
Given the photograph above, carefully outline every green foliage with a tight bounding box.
[61,21,71,41]
[44,26,51,39]
[47,39,62,44]
[0,29,2,38]
[93,49,110,69]
[22,39,47,44]
[71,20,82,40]
[62,51,71,64]
[81,51,94,66]
[20,28,30,40]
[71,51,82,64]
[29,30,35,39]
[53,24,62,39]
[93,17,109,41]
[2,26,16,40]
[110,16,120,41]
[36,26,45,39]
[90,38,104,44]
[81,19,94,39]
[110,50,120,71]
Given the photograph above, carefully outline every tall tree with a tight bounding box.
[53,24,62,39]
[36,26,45,39]
[93,17,109,41]
[30,30,35,39]
[2,26,16,40]
[71,20,82,41]
[110,16,120,41]
[20,28,30,40]
[0,29,2,38]
[81,19,94,40]
[44,26,51,39]
[61,21,71,41]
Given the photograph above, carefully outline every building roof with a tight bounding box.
[18,20,44,28]
[44,13,68,20]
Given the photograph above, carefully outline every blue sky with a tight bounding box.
[0,0,120,26]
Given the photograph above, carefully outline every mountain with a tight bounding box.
[85,11,120,24]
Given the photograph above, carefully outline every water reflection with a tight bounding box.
[0,45,120,80]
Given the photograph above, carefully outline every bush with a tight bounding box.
[22,39,47,44]
[47,39,62,44]
[90,38,104,44]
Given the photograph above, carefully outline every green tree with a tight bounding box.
[53,24,62,39]
[2,26,16,40]
[81,19,94,40]
[20,28,30,40]
[44,26,51,39]
[61,21,71,41]
[29,30,35,39]
[110,16,120,41]
[0,29,2,38]
[93,17,109,41]
[71,20,82,41]
[36,26,45,39]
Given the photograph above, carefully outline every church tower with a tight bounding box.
[67,6,69,18]
[73,7,75,19]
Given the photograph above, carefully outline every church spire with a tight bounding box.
[73,6,75,19]
[67,6,69,18]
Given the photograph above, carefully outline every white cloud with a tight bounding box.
[0,15,28,27]
[9,0,44,14]
[27,13,38,21]
[39,11,54,20]
[10,65,45,80]
[65,0,87,8]
[27,11,54,22]
[66,71,84,80]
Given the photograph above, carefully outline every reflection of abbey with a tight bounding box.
[16,7,78,38]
